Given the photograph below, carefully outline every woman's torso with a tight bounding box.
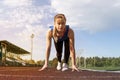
[49,25,69,42]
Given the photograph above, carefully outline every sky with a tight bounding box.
[0,0,120,61]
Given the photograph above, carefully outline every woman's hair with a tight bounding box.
[53,14,66,42]
[54,14,66,22]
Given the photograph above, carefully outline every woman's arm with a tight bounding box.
[45,30,52,65]
[68,28,79,71]
[39,30,52,71]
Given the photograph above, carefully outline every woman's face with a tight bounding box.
[54,18,66,32]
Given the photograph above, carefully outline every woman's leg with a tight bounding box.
[54,40,63,62]
[64,38,70,64]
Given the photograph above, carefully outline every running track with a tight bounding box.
[0,67,120,80]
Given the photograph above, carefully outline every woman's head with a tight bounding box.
[53,14,66,42]
[54,14,66,22]
[54,14,66,32]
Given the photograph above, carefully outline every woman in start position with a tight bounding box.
[39,14,79,72]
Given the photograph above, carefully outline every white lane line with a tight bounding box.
[82,69,120,73]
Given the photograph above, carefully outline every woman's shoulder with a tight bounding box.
[46,28,53,38]
[68,27,74,37]
[68,27,74,33]
[49,26,54,31]
[47,26,53,34]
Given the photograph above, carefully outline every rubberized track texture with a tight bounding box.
[0,67,120,80]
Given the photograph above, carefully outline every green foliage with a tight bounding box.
[27,59,35,64]
[51,57,58,68]
[35,56,120,69]
[77,56,120,68]
[36,60,44,66]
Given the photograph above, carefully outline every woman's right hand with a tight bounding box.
[38,64,48,71]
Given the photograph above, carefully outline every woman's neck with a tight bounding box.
[56,29,66,37]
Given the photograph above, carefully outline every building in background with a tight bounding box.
[0,40,30,66]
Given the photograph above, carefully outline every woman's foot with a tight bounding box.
[56,62,62,70]
[62,63,69,71]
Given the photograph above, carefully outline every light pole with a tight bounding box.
[84,56,86,68]
[30,33,34,60]
[78,49,84,68]
[83,49,86,68]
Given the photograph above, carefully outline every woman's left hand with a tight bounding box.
[71,65,81,72]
